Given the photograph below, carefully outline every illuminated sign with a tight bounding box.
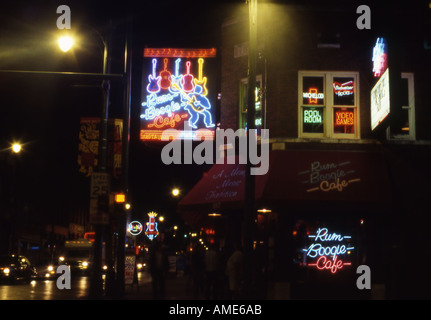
[333,81,354,97]
[372,37,387,78]
[334,110,354,126]
[128,221,143,236]
[371,68,390,130]
[299,160,361,193]
[140,49,216,141]
[145,212,159,240]
[303,88,324,104]
[303,228,354,274]
[304,109,322,124]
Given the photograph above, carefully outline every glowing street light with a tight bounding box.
[172,188,180,197]
[11,143,22,153]
[58,35,74,52]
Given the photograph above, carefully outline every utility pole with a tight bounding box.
[89,24,112,300]
[243,0,257,299]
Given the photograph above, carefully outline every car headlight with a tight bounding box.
[82,261,89,268]
[59,256,65,262]
[47,265,54,272]
[137,263,143,270]
[3,268,10,275]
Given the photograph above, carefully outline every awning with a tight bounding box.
[178,150,392,225]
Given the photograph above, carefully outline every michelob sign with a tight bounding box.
[140,48,217,141]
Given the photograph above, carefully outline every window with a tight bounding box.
[387,73,415,140]
[299,71,360,139]
[239,75,264,130]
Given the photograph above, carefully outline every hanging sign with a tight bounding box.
[303,228,354,274]
[145,212,159,240]
[128,221,143,236]
[372,37,387,78]
[140,49,217,141]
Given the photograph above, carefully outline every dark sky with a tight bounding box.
[0,0,237,225]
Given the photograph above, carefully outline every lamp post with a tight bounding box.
[243,0,257,299]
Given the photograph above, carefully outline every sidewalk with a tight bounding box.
[121,273,196,300]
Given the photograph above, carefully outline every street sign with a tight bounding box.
[125,255,136,285]
[89,172,110,224]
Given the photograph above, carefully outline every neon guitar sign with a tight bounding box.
[141,53,216,141]
[303,228,354,274]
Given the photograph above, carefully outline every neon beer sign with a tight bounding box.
[140,49,216,141]
[303,88,324,104]
[333,81,354,97]
[145,212,159,240]
[372,37,387,78]
[303,228,354,273]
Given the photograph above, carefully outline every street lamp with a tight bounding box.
[11,143,22,154]
[172,188,180,197]
[58,35,74,52]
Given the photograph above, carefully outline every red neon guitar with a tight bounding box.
[160,58,172,90]
[147,59,161,93]
[182,61,195,93]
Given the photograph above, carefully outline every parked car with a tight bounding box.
[0,254,37,283]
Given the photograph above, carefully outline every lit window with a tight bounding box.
[239,75,264,131]
[387,73,415,140]
[299,71,360,139]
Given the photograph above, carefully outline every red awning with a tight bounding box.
[178,150,392,225]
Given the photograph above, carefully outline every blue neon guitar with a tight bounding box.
[147,58,161,93]
[169,58,182,92]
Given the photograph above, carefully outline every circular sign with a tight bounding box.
[128,221,143,236]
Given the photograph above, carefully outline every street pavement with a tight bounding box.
[118,273,195,300]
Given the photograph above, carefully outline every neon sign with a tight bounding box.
[333,81,354,97]
[128,221,143,236]
[335,111,354,126]
[141,52,216,141]
[304,109,322,124]
[303,228,354,274]
[303,88,324,104]
[145,212,159,240]
[372,37,387,78]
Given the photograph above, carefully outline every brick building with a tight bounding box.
[179,2,431,299]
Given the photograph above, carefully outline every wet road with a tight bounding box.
[0,272,151,300]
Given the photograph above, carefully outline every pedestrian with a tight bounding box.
[204,244,219,299]
[149,242,169,299]
[225,243,243,299]
[190,242,205,299]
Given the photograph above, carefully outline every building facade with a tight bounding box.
[179,2,431,299]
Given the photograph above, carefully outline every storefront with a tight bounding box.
[178,146,393,298]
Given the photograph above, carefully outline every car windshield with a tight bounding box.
[67,250,90,258]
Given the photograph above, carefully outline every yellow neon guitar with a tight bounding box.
[171,83,204,113]
[193,58,208,96]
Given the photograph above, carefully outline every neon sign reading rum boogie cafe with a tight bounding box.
[303,228,354,274]
[140,48,217,141]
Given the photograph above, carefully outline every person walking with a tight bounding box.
[225,244,243,299]
[204,244,219,299]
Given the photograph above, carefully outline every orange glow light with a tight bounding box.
[144,48,217,58]
[115,193,126,203]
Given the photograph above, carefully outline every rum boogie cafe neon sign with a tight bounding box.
[303,228,354,274]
